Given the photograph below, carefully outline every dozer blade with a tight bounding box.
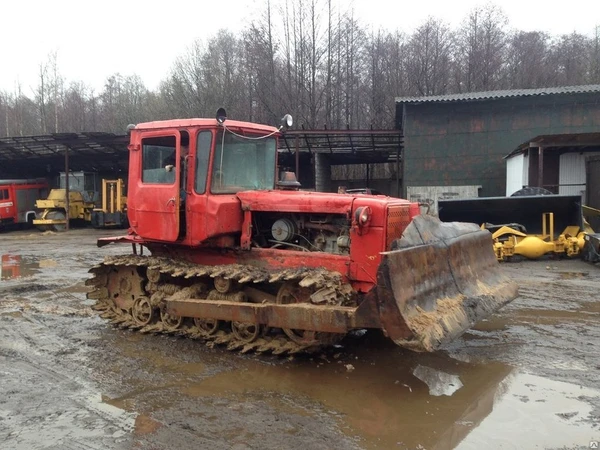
[377,215,518,352]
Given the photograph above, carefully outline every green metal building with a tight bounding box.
[396,85,600,198]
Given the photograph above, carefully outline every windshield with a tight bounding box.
[211,131,276,193]
[58,172,99,202]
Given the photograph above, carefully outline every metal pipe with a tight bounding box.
[295,135,300,181]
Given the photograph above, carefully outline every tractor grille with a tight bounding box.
[386,205,412,250]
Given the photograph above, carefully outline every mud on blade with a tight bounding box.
[377,215,518,352]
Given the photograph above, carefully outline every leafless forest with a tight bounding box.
[1,1,599,136]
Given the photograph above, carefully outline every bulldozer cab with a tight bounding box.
[127,120,281,244]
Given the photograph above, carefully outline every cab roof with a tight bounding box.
[133,118,280,134]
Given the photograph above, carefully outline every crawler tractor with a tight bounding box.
[88,111,517,354]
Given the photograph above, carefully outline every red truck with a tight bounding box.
[0,179,49,229]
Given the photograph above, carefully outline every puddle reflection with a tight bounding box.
[1,254,38,280]
[182,339,515,449]
[105,326,599,449]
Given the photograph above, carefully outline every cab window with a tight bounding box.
[210,131,276,194]
[194,131,212,194]
[141,136,176,184]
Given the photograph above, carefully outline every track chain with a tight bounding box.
[87,255,354,355]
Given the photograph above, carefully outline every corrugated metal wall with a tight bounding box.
[559,151,600,196]
[400,94,600,197]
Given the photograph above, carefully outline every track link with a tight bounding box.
[87,255,355,356]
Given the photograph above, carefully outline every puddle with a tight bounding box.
[413,365,463,396]
[0,254,40,280]
[456,373,599,449]
[98,329,600,449]
[174,348,597,450]
[177,345,514,449]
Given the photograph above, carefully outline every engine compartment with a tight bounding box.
[251,212,351,254]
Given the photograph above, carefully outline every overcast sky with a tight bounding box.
[1,0,598,95]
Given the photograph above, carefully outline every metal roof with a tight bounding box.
[395,85,600,105]
[279,129,402,164]
[0,132,129,178]
[0,128,402,179]
[505,132,600,159]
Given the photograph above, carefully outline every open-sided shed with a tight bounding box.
[0,132,129,179]
[0,128,402,195]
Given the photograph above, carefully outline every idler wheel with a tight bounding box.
[213,276,232,294]
[132,296,154,326]
[231,321,260,343]
[194,318,220,335]
[276,283,318,346]
[160,308,183,331]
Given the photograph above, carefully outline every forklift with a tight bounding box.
[91,179,128,228]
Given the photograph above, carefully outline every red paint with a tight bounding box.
[237,190,354,215]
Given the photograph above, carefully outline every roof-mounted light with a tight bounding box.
[281,114,293,129]
[216,107,227,125]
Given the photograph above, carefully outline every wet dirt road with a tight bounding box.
[0,229,598,450]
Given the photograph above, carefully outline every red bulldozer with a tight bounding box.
[88,110,517,354]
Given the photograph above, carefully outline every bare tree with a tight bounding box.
[588,25,600,83]
[163,39,209,118]
[550,32,591,85]
[61,81,93,132]
[505,31,552,88]
[36,63,49,133]
[365,30,389,127]
[11,82,39,136]
[244,1,281,123]
[0,91,11,137]
[454,4,508,92]
[98,74,151,133]
[405,17,452,96]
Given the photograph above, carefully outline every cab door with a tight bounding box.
[130,133,180,241]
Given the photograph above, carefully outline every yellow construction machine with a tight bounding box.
[33,171,99,232]
[91,179,128,228]
[439,195,593,261]
[33,189,95,232]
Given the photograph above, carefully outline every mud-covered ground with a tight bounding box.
[0,228,598,450]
